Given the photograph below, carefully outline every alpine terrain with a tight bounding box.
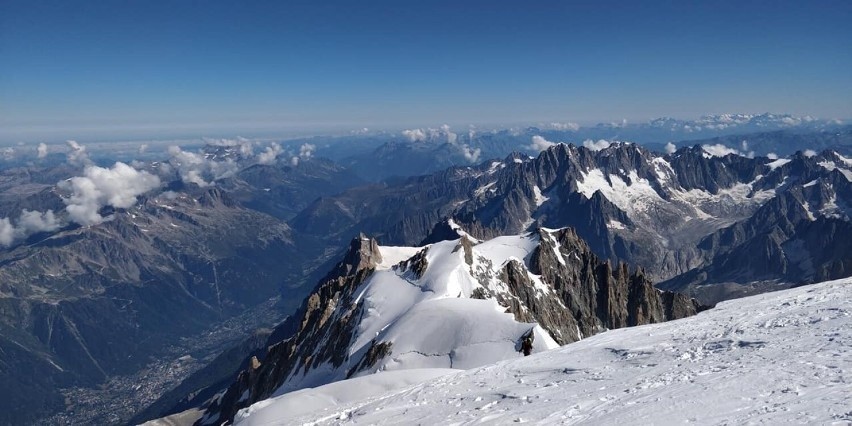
[232,277,852,425]
[168,222,705,425]
[294,143,852,303]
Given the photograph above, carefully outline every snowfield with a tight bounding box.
[235,278,852,425]
[269,235,559,398]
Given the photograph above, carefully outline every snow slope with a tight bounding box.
[272,236,559,397]
[235,278,852,425]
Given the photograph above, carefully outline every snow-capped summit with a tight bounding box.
[235,277,852,426]
[196,226,704,425]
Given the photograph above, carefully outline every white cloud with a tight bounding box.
[441,124,458,144]
[461,145,481,163]
[1,147,15,160]
[549,122,580,131]
[527,135,556,152]
[702,142,755,158]
[167,146,238,187]
[583,139,612,151]
[0,218,14,247]
[766,152,779,160]
[257,142,283,165]
[701,144,741,157]
[0,209,63,247]
[402,126,458,144]
[299,143,315,159]
[18,209,60,234]
[290,143,317,166]
[168,146,210,186]
[803,149,817,157]
[664,142,677,154]
[742,142,755,158]
[66,140,91,166]
[138,143,149,154]
[402,128,428,142]
[157,162,173,175]
[37,143,48,159]
[781,116,800,126]
[59,162,161,226]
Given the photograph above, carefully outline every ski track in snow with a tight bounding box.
[235,278,852,426]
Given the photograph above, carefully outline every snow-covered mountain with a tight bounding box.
[332,116,849,182]
[188,226,703,425]
[233,277,852,425]
[294,143,852,303]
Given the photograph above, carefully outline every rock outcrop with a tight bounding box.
[196,235,382,425]
[192,228,706,425]
[292,144,852,300]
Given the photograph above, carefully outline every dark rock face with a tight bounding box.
[486,228,703,345]
[192,229,704,425]
[292,144,852,300]
[659,164,852,303]
[196,235,382,425]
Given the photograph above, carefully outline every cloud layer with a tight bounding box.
[582,139,612,151]
[60,162,161,225]
[37,143,48,159]
[462,145,481,163]
[0,209,61,247]
[167,146,238,187]
[257,142,283,165]
[290,143,316,166]
[401,125,458,144]
[701,141,755,158]
[527,135,556,152]
[549,122,580,131]
[66,140,91,166]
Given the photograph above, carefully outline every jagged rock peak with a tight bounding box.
[328,233,383,278]
[189,226,709,426]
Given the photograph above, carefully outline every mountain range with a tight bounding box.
[293,143,852,303]
[0,120,849,424]
[180,223,706,425]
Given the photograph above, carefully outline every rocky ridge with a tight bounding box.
[293,144,852,301]
[192,225,706,425]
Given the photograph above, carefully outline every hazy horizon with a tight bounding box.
[2,1,851,143]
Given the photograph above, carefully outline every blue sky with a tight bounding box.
[1,0,851,142]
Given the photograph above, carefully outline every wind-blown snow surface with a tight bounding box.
[272,236,559,397]
[236,279,852,425]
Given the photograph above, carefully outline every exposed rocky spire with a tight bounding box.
[197,233,383,425]
[193,229,706,425]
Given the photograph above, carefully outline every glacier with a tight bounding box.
[235,278,851,425]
